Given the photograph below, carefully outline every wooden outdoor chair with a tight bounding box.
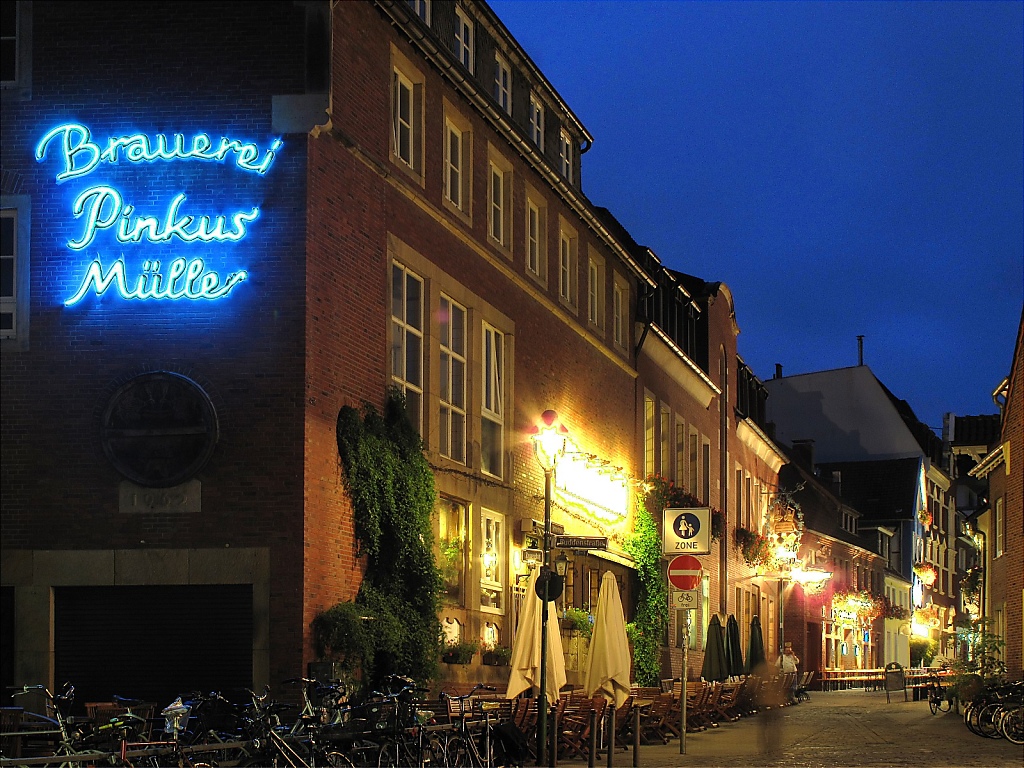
[637,692,673,744]
[0,707,23,759]
[557,695,594,760]
[611,696,633,750]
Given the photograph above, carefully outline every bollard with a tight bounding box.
[485,712,492,768]
[588,709,597,768]
[632,705,640,768]
[550,705,557,768]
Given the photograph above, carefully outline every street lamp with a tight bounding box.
[530,409,567,767]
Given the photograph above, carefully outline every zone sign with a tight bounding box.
[662,507,712,555]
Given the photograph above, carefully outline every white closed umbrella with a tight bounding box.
[583,571,631,708]
[506,568,567,703]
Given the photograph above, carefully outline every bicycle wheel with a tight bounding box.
[444,735,474,768]
[976,702,1003,739]
[999,705,1024,745]
[928,690,940,715]
[323,750,356,767]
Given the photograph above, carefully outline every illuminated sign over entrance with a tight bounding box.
[35,122,283,305]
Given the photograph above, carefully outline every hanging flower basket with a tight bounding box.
[917,508,933,527]
[734,527,774,570]
[913,562,938,587]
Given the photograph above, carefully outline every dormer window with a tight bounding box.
[529,93,544,151]
[494,54,511,114]
[455,7,474,73]
[559,129,573,182]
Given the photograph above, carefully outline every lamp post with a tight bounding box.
[530,410,567,767]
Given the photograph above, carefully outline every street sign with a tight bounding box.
[667,554,702,590]
[663,507,712,555]
[554,536,608,550]
[671,589,700,609]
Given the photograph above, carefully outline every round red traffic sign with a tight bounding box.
[667,555,702,590]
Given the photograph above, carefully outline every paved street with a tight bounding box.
[577,689,1022,768]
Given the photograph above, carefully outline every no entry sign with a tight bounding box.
[667,555,702,590]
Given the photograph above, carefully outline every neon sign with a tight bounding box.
[36,122,281,305]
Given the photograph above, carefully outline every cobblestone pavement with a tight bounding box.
[569,689,1023,768]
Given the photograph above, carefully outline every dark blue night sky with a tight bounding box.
[491,0,1023,430]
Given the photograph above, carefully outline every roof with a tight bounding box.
[765,365,928,463]
[778,462,879,554]
[947,414,1001,448]
[814,458,922,522]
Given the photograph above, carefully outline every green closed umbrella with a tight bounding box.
[746,614,767,674]
[725,614,745,678]
[701,614,729,682]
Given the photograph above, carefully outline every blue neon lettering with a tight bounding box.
[36,123,282,182]
[64,257,248,305]
[68,186,259,250]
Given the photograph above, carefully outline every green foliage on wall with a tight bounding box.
[623,486,669,687]
[312,390,442,696]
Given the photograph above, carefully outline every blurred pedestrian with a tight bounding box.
[777,642,800,704]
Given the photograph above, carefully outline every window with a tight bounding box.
[494,53,511,113]
[406,0,430,23]
[1,1,31,96]
[488,158,511,250]
[689,427,699,499]
[438,498,466,605]
[558,226,578,308]
[525,196,547,281]
[701,439,711,504]
[481,324,504,477]
[735,468,743,526]
[613,277,627,349]
[390,56,423,177]
[587,253,604,329]
[391,263,423,432]
[660,404,672,479]
[1,209,16,337]
[443,114,471,213]
[529,93,544,151]
[675,418,686,490]
[559,129,573,182]
[1,2,18,85]
[439,295,466,463]
[644,393,655,477]
[0,197,28,342]
[454,6,474,73]
[994,496,1005,557]
[480,510,504,611]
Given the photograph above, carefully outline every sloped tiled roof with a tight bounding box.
[950,414,1002,447]
[815,457,921,522]
[779,462,876,552]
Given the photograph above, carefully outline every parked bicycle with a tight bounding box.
[926,673,951,715]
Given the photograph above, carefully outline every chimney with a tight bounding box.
[857,335,864,366]
[791,439,815,470]
[774,363,783,379]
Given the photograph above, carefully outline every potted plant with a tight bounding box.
[441,638,479,664]
[562,607,593,639]
[482,644,512,666]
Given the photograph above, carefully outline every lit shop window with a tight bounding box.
[391,262,423,432]
[438,498,466,606]
[439,295,466,463]
[480,510,504,612]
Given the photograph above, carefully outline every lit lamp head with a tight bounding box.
[531,409,568,472]
[791,564,832,588]
[554,552,569,577]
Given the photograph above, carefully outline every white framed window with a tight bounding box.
[994,496,1005,557]
[390,55,423,177]
[660,404,672,479]
[644,392,655,477]
[480,509,505,611]
[701,438,711,504]
[406,0,430,23]
[488,159,511,250]
[444,115,471,213]
[1,1,31,95]
[524,196,548,280]
[558,226,578,308]
[529,93,545,151]
[438,497,466,605]
[481,323,504,478]
[391,262,424,432]
[612,278,626,348]
[689,426,700,502]
[676,417,686,490]
[439,295,467,464]
[587,253,604,329]
[455,6,474,73]
[559,129,573,181]
[494,53,511,114]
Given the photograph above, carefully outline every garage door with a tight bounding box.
[55,584,252,711]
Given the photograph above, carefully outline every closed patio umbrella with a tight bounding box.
[506,568,567,703]
[700,614,729,682]
[583,571,631,708]
[725,614,745,678]
[745,614,767,674]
